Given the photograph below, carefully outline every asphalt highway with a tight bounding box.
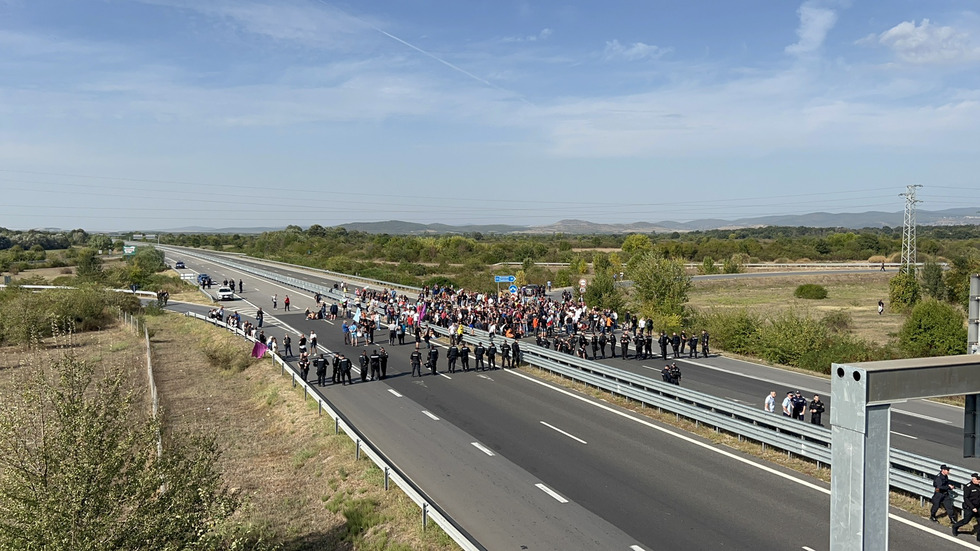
[160,247,979,550]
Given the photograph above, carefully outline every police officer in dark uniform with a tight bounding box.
[474,342,486,370]
[298,354,310,382]
[644,332,654,361]
[609,333,616,358]
[369,349,381,381]
[339,354,353,385]
[659,331,669,360]
[620,332,630,359]
[669,362,682,386]
[809,394,826,426]
[598,333,607,358]
[932,464,958,522]
[315,354,327,386]
[487,342,497,369]
[332,353,341,385]
[701,330,710,357]
[379,347,389,379]
[590,334,599,359]
[359,351,369,382]
[511,340,521,366]
[661,364,674,384]
[670,332,681,358]
[447,344,459,373]
[951,472,980,538]
[500,341,512,367]
[410,345,423,377]
[427,347,439,375]
[688,332,698,358]
[459,342,471,371]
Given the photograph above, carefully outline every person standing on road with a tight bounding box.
[951,472,980,538]
[447,343,459,373]
[342,321,350,345]
[410,345,423,377]
[332,354,341,385]
[688,332,698,358]
[932,464,958,523]
[340,354,353,385]
[809,394,826,426]
[764,391,777,413]
[256,308,264,328]
[380,347,389,379]
[298,333,308,356]
[459,342,471,371]
[427,347,439,375]
[315,354,327,386]
[299,353,310,382]
[670,332,681,359]
[701,330,710,357]
[282,334,292,357]
[782,392,794,417]
[369,349,381,381]
[272,294,277,309]
[309,329,318,353]
[359,351,369,382]
[512,340,521,366]
[659,331,669,360]
[487,342,497,369]
[474,342,486,370]
[792,391,807,421]
[238,279,243,293]
[284,295,290,311]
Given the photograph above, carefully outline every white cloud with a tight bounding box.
[865,19,980,65]
[604,40,670,61]
[502,28,552,43]
[785,1,837,55]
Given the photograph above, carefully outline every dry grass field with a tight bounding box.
[688,271,906,346]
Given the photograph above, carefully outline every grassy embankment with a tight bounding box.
[0,315,458,551]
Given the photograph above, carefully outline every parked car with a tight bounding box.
[216,286,234,300]
[174,261,185,269]
[197,273,211,285]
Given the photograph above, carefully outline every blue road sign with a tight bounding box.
[494,275,517,283]
[509,284,518,293]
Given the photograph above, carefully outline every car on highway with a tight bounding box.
[216,286,234,300]
[197,273,211,285]
[174,261,185,269]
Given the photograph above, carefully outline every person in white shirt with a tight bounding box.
[765,391,777,413]
[781,391,794,416]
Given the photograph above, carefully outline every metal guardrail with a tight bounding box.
[183,311,482,551]
[168,249,971,509]
[428,324,969,505]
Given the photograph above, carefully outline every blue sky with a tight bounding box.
[1,0,979,231]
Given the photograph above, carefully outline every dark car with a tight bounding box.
[174,261,185,269]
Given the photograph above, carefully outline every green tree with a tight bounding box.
[130,246,166,274]
[888,270,921,312]
[698,256,718,275]
[88,234,114,252]
[920,259,945,300]
[75,248,103,280]
[625,251,691,317]
[621,234,653,255]
[0,343,238,550]
[898,300,967,357]
[583,269,622,312]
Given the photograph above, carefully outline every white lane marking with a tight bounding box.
[540,421,587,444]
[478,374,494,380]
[535,483,568,503]
[802,547,816,551]
[891,431,918,440]
[439,373,452,380]
[471,442,495,456]
[893,409,952,425]
[388,389,403,398]
[422,410,440,421]
[503,369,978,544]
[630,546,646,551]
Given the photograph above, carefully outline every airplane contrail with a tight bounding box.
[312,0,528,102]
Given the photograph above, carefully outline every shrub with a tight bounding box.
[794,283,828,299]
[820,310,852,333]
[898,300,967,357]
[754,311,828,366]
[888,270,920,312]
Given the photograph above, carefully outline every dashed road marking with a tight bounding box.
[422,410,440,421]
[535,483,568,503]
[471,442,495,456]
[540,421,587,444]
[387,389,402,398]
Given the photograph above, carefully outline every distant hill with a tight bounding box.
[145,207,980,235]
